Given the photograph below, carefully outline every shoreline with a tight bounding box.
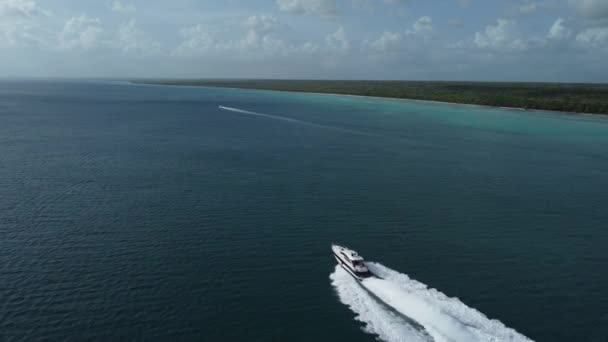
[129,81,607,117]
[311,91,600,117]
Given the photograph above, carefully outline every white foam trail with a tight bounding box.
[330,263,533,342]
[218,105,373,136]
[330,265,430,342]
[219,105,321,127]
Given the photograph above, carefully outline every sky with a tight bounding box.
[1,0,608,81]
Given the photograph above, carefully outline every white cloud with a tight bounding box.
[111,1,136,14]
[173,25,217,56]
[276,0,337,17]
[505,1,556,17]
[325,26,349,51]
[371,30,402,51]
[0,0,46,18]
[173,15,283,57]
[57,16,162,54]
[519,1,537,14]
[473,19,526,51]
[58,15,103,50]
[409,16,432,37]
[240,15,282,51]
[244,14,278,36]
[173,15,318,58]
[115,20,161,55]
[548,18,571,40]
[569,0,608,20]
[576,27,608,46]
[0,0,52,47]
[369,16,433,52]
[2,0,606,80]
[298,41,319,54]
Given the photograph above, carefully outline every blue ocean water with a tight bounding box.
[1,80,607,341]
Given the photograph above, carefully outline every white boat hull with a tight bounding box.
[332,245,373,281]
[334,254,362,280]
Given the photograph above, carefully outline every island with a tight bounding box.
[131,79,608,115]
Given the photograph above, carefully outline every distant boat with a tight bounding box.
[331,244,373,281]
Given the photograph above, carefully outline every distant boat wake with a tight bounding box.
[218,105,373,136]
[330,263,533,342]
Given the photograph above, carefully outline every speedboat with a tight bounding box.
[332,244,373,281]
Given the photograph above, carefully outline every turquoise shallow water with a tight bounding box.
[1,80,608,341]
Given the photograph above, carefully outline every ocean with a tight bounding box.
[1,80,607,341]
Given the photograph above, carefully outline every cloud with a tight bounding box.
[0,0,53,47]
[244,14,278,36]
[240,15,282,50]
[1,0,607,81]
[409,16,432,37]
[548,18,571,40]
[322,28,347,70]
[370,30,402,51]
[114,20,161,55]
[111,1,136,14]
[569,0,608,20]
[368,16,433,52]
[0,0,46,18]
[566,0,608,50]
[173,14,318,58]
[58,15,103,50]
[276,0,337,17]
[576,27,608,47]
[507,1,555,17]
[56,16,160,55]
[173,24,217,56]
[473,19,526,51]
[453,15,606,55]
[325,26,349,51]
[518,1,537,14]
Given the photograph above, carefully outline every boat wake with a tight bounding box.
[219,106,325,127]
[218,106,373,136]
[330,263,533,342]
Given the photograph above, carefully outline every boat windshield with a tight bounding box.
[352,260,365,267]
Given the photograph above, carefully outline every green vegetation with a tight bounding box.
[131,79,608,115]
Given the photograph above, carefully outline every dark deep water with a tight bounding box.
[1,80,607,341]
